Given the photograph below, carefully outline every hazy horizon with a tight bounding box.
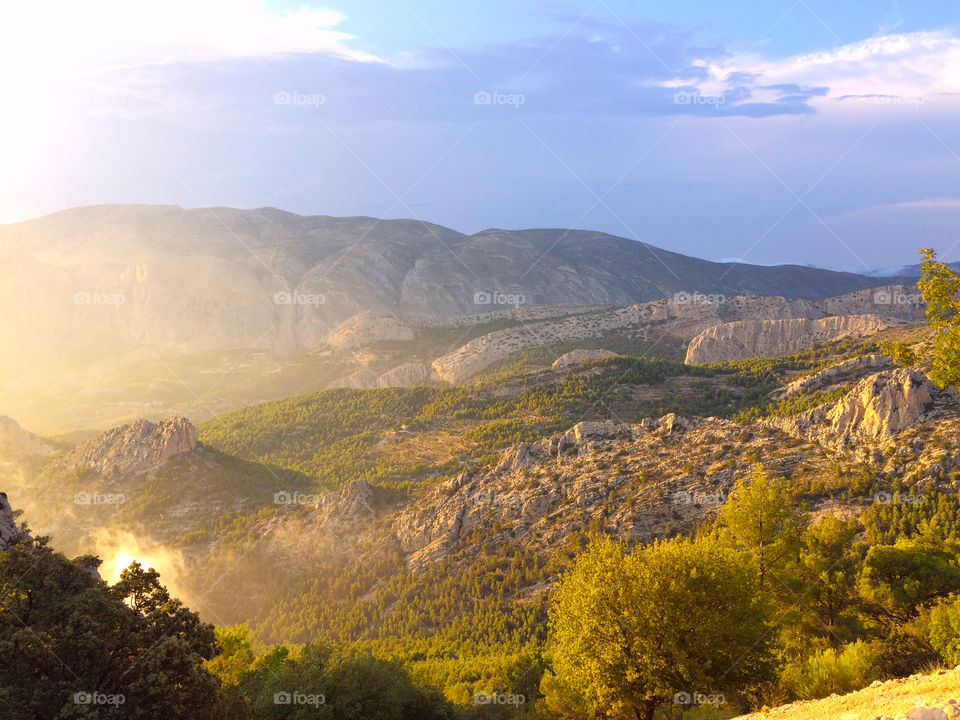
[1,1,959,271]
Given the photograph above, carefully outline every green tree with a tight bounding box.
[241,643,453,720]
[0,538,225,720]
[918,247,960,387]
[793,516,862,640]
[929,594,960,665]
[717,464,808,591]
[879,341,917,367]
[545,535,774,720]
[859,540,960,624]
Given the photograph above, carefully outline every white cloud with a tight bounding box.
[0,1,378,80]
[836,197,960,218]
[691,30,960,108]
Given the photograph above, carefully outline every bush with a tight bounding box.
[788,641,877,699]
[930,595,960,665]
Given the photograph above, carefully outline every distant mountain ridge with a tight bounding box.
[0,204,911,365]
[0,204,924,432]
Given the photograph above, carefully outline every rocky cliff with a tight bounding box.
[432,287,922,382]
[771,367,950,447]
[684,314,891,364]
[0,492,26,551]
[62,416,197,475]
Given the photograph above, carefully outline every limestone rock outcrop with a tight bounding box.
[773,368,942,444]
[62,416,197,475]
[324,310,415,350]
[317,479,374,519]
[551,349,618,369]
[827,368,939,440]
[684,314,889,364]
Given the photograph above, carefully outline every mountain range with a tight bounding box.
[0,204,924,433]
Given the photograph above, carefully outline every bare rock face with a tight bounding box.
[551,348,618,369]
[324,310,415,350]
[377,362,432,387]
[0,416,53,458]
[774,368,941,444]
[62,416,197,475]
[430,286,923,384]
[684,314,889,364]
[0,492,26,551]
[317,479,374,519]
[827,368,939,440]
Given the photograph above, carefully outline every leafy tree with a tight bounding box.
[0,537,225,720]
[859,540,960,624]
[792,516,862,641]
[879,341,917,367]
[240,643,454,720]
[717,464,808,591]
[929,594,960,666]
[918,247,960,387]
[545,535,774,720]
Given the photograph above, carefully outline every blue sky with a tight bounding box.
[0,0,958,270]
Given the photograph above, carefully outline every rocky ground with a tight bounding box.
[734,666,960,719]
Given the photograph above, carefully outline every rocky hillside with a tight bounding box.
[9,329,956,637]
[684,313,890,364]
[432,286,923,382]
[0,416,53,459]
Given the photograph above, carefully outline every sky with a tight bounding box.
[0,0,959,271]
